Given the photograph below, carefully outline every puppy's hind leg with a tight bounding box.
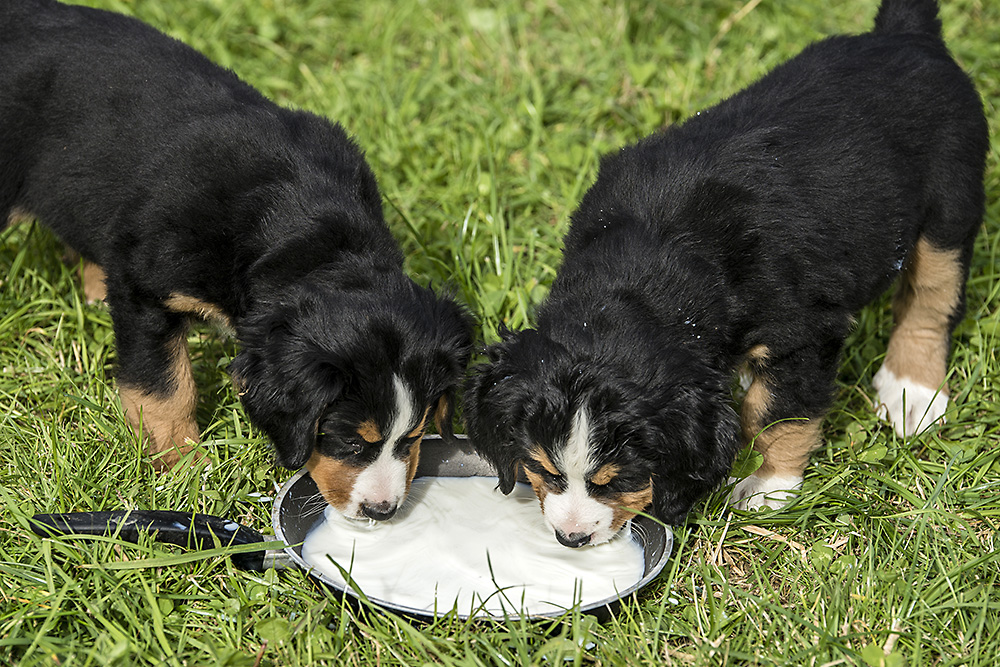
[873,237,967,437]
[111,295,201,471]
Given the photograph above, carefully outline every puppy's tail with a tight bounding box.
[873,0,942,38]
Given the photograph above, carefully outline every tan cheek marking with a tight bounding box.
[522,467,549,507]
[356,419,382,443]
[883,238,963,390]
[590,463,620,486]
[528,446,560,476]
[407,406,431,440]
[753,419,822,479]
[119,334,199,472]
[164,293,235,333]
[405,438,422,492]
[307,451,363,512]
[607,483,654,531]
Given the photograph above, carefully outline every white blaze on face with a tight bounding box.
[347,374,413,516]
[541,407,616,545]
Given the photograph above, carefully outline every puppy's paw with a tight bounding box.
[872,366,948,437]
[729,473,802,511]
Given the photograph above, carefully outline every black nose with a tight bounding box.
[555,530,592,548]
[361,501,397,521]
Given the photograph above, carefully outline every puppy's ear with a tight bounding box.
[463,341,524,494]
[433,394,456,443]
[419,290,473,446]
[230,322,346,470]
[648,384,741,525]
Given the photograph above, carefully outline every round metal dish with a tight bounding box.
[272,435,672,620]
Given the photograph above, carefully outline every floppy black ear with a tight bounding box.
[230,324,346,470]
[649,386,741,525]
[463,342,524,495]
[425,295,473,446]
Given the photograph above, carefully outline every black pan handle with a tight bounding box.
[30,510,271,571]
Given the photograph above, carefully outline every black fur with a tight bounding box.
[1,0,472,470]
[465,0,987,526]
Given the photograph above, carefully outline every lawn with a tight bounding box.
[2,0,998,665]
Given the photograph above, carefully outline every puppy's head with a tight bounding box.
[232,275,471,520]
[465,329,738,545]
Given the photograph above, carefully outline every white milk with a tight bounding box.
[301,476,646,616]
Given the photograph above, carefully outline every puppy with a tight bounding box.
[464,0,987,546]
[1,0,472,521]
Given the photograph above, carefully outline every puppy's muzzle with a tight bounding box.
[555,529,592,549]
[361,500,398,521]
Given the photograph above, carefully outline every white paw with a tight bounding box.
[872,366,948,437]
[729,473,802,511]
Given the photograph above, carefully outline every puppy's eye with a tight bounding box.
[541,470,562,486]
[347,440,363,456]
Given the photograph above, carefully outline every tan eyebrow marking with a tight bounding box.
[357,419,382,443]
[528,446,560,476]
[590,463,620,486]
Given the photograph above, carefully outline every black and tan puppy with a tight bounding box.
[1,0,471,521]
[465,0,987,546]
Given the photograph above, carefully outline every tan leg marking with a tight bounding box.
[82,261,107,304]
[741,373,774,445]
[119,336,199,472]
[883,238,963,391]
[608,483,654,530]
[739,343,819,477]
[164,293,235,333]
[751,420,821,479]
[307,452,363,512]
[7,207,33,226]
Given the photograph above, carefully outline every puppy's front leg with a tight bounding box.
[110,294,200,471]
[730,344,835,511]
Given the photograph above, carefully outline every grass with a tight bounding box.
[2,0,998,664]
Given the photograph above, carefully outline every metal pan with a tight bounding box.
[32,436,672,621]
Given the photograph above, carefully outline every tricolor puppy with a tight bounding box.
[464,0,986,546]
[1,0,472,521]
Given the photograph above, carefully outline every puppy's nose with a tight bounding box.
[555,530,592,548]
[361,501,397,521]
